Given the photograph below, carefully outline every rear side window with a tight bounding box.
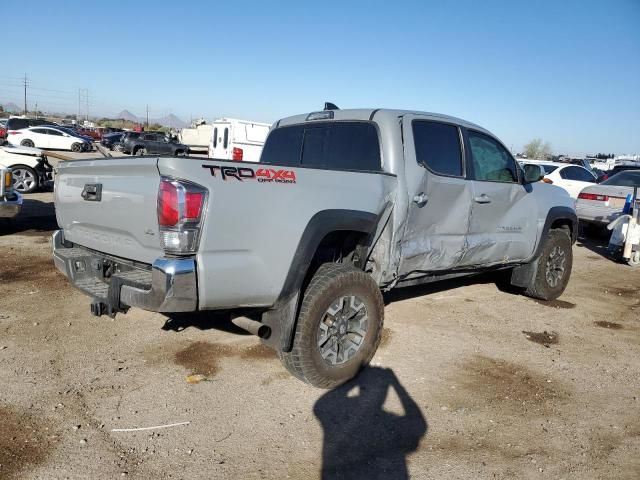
[8,119,29,130]
[260,125,304,166]
[223,128,229,149]
[213,127,218,148]
[412,120,463,177]
[261,122,381,172]
[48,129,63,136]
[560,166,595,182]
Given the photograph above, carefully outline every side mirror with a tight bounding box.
[523,164,545,184]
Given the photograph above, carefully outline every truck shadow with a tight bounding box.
[575,230,615,261]
[161,311,252,335]
[314,366,427,480]
[0,199,58,237]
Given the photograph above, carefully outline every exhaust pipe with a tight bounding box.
[232,317,271,339]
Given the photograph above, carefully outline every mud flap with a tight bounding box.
[260,292,300,352]
[510,258,539,289]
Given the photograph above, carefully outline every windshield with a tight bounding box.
[601,170,640,187]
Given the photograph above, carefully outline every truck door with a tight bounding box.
[462,129,538,266]
[212,123,231,159]
[398,116,473,275]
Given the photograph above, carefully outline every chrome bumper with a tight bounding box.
[52,230,197,313]
[0,192,22,218]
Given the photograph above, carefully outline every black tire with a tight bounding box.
[174,150,185,157]
[134,147,146,156]
[10,165,39,193]
[524,228,573,301]
[20,139,35,148]
[71,142,82,152]
[279,263,384,389]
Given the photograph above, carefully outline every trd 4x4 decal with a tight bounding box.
[202,165,296,184]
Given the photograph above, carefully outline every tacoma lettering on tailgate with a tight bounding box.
[202,165,296,184]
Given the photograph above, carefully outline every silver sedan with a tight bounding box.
[576,170,640,227]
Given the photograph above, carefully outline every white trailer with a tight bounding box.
[208,118,271,162]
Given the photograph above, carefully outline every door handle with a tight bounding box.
[413,193,428,207]
[473,194,491,204]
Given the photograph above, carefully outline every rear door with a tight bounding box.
[142,134,162,154]
[55,157,163,263]
[45,128,68,149]
[559,166,597,198]
[211,123,231,159]
[29,128,50,148]
[463,129,538,266]
[398,116,473,274]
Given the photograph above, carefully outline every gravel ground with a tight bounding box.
[1,150,639,479]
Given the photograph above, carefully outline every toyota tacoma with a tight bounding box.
[53,106,577,388]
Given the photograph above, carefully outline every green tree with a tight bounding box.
[523,138,552,160]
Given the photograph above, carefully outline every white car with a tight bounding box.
[7,126,90,153]
[520,161,598,199]
[0,144,53,193]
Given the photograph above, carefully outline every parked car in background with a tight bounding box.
[5,117,56,133]
[520,160,597,199]
[0,120,6,141]
[124,132,189,156]
[101,132,124,150]
[0,166,21,218]
[208,118,270,161]
[0,144,53,193]
[119,132,141,154]
[599,162,640,181]
[7,126,92,152]
[577,170,640,230]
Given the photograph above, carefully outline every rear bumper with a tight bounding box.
[52,230,197,313]
[0,192,22,218]
[576,203,621,226]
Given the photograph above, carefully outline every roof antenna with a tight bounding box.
[324,102,339,111]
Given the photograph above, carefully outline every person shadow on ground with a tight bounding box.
[314,366,427,480]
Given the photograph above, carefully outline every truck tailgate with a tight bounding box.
[55,157,163,264]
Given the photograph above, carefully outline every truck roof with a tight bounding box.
[275,108,491,136]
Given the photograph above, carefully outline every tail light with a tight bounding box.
[232,147,244,161]
[157,177,208,254]
[578,192,609,202]
[8,130,22,135]
[542,178,553,184]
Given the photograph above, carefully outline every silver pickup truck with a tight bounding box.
[53,107,577,388]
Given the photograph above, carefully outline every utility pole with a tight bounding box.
[23,74,28,115]
[35,102,38,119]
[146,104,149,128]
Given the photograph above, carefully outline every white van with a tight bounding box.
[208,118,271,162]
[178,120,214,152]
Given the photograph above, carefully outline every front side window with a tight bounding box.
[561,166,595,182]
[467,131,518,183]
[48,129,63,136]
[412,120,463,177]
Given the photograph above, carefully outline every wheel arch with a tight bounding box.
[261,209,379,353]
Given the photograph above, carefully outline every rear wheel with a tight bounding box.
[71,142,82,152]
[20,139,35,148]
[135,147,146,156]
[525,228,573,300]
[11,165,38,193]
[174,150,185,157]
[279,263,384,389]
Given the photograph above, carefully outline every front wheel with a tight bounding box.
[525,228,573,300]
[279,263,384,389]
[20,139,35,148]
[71,142,82,152]
[11,165,38,193]
[135,147,146,156]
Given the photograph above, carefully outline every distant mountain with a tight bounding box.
[114,110,188,128]
[116,109,139,122]
[2,102,20,113]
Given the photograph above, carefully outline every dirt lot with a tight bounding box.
[1,152,639,479]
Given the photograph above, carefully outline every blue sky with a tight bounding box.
[2,0,639,154]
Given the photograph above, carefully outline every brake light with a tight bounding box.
[157,177,208,254]
[8,130,22,135]
[232,147,243,161]
[578,192,609,202]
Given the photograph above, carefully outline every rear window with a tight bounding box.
[7,118,29,130]
[602,171,640,187]
[260,122,381,172]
